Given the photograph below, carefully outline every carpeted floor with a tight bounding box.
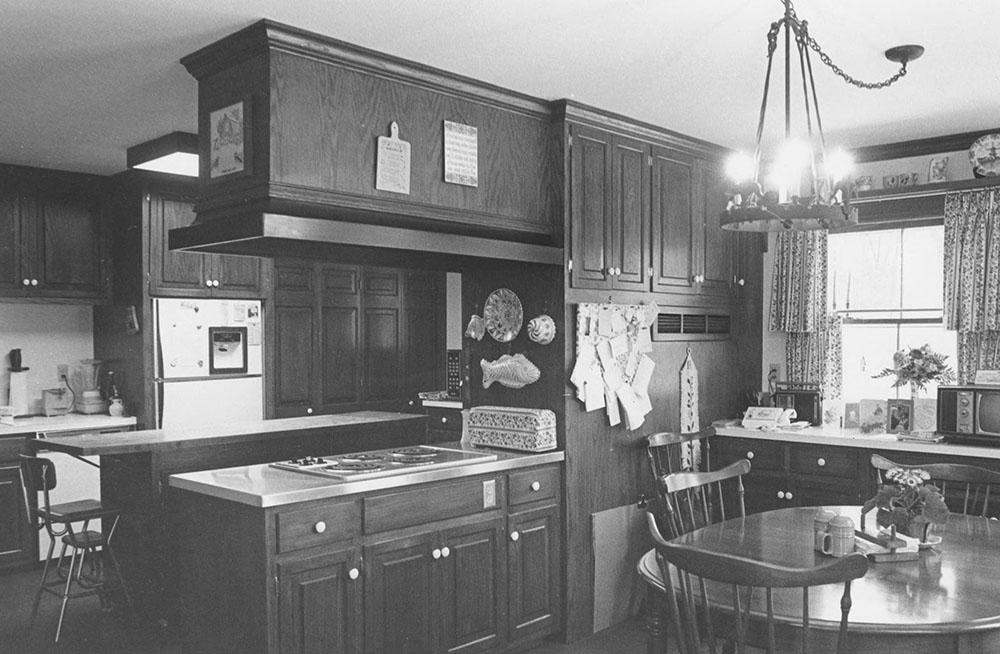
[0,565,648,653]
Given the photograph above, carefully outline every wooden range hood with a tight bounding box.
[170,20,563,267]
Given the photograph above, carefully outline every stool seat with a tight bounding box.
[62,530,108,549]
[45,499,109,522]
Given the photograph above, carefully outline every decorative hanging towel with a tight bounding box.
[679,348,701,470]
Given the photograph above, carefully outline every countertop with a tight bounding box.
[168,443,564,508]
[0,413,136,438]
[716,421,1000,460]
[29,411,427,456]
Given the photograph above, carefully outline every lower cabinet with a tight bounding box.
[277,546,363,654]
[0,460,34,570]
[172,463,562,654]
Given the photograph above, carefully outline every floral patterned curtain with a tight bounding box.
[944,188,1000,382]
[769,230,842,397]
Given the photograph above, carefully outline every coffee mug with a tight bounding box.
[821,515,855,557]
[813,508,837,551]
[883,175,898,189]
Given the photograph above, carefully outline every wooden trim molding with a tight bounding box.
[851,128,1000,163]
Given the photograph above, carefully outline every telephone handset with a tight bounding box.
[741,406,809,430]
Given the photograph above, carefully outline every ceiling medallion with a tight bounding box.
[722,0,923,232]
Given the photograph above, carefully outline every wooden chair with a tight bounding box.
[655,541,869,654]
[19,455,133,643]
[645,428,717,537]
[870,453,1000,518]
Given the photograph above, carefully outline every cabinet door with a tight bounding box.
[272,261,317,417]
[438,517,505,653]
[733,231,765,300]
[508,504,561,644]
[277,547,363,654]
[320,265,362,410]
[365,530,438,654]
[0,191,25,294]
[27,193,106,298]
[0,463,33,570]
[611,136,650,290]
[211,253,265,298]
[362,268,403,408]
[147,192,212,297]
[569,125,613,289]
[695,161,734,298]
[651,146,697,294]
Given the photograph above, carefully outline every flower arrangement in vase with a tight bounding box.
[873,344,956,397]
[862,467,949,541]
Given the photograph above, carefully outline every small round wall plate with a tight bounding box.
[969,133,1000,178]
[483,288,523,343]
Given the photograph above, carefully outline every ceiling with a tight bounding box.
[4,0,997,176]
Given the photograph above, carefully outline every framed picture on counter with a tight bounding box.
[887,398,913,434]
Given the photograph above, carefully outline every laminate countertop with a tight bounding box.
[29,411,427,457]
[0,414,136,437]
[715,421,1000,460]
[168,443,564,508]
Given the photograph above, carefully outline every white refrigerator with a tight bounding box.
[153,298,263,430]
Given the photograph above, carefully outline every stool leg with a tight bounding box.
[30,536,58,627]
[54,547,80,643]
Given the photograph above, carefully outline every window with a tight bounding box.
[828,225,956,401]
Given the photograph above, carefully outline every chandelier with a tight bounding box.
[721,0,923,232]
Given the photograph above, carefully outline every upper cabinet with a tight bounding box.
[0,165,109,302]
[179,20,559,248]
[561,104,739,303]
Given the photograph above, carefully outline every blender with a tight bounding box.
[72,359,107,414]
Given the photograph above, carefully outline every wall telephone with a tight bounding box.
[741,406,810,430]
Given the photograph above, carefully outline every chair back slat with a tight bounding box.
[658,459,751,539]
[870,453,1000,518]
[656,541,869,654]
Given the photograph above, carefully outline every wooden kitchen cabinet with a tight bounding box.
[146,186,266,298]
[277,546,363,654]
[0,459,33,570]
[0,165,109,302]
[507,504,560,644]
[270,260,445,418]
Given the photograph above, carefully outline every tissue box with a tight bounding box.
[467,406,556,452]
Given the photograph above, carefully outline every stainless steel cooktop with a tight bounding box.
[270,445,497,481]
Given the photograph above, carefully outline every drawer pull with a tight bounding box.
[306,407,313,415]
[313,521,327,534]
[776,491,785,499]
[510,531,520,542]
[31,278,38,286]
[441,417,447,424]
[786,492,794,500]
[205,279,213,287]
[348,567,359,580]
[441,546,450,558]
[817,458,826,467]
[22,278,30,286]
[746,451,755,460]
[530,481,541,492]
[432,548,442,560]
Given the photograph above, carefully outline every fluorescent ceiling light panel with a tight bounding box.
[132,152,199,177]
[127,131,199,177]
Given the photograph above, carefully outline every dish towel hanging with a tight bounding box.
[679,348,701,470]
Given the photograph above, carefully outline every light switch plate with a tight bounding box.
[482,479,496,508]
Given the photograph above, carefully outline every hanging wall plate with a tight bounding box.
[969,133,1000,178]
[483,288,523,343]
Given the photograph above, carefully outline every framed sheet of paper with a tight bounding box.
[443,120,478,187]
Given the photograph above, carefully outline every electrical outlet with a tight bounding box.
[57,364,69,381]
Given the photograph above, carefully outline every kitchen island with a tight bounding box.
[168,444,564,653]
[714,422,1000,513]
[27,410,429,624]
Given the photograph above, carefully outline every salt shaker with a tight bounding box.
[813,508,836,551]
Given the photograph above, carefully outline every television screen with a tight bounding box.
[977,391,1000,435]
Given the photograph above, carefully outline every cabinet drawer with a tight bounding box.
[275,500,361,554]
[789,445,857,479]
[425,407,463,433]
[365,476,503,533]
[508,466,560,507]
[717,438,784,472]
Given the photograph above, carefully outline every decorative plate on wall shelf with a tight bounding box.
[483,288,523,343]
[969,133,1000,178]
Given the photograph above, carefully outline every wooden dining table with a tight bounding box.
[637,506,1000,653]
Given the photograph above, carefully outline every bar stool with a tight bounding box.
[19,455,134,643]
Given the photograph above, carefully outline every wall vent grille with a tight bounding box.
[653,310,731,341]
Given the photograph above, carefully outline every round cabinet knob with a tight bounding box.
[616,267,622,276]
[432,548,442,560]
[738,278,746,286]
[960,409,969,417]
[817,458,826,467]
[348,567,360,580]
[213,280,221,287]
[746,451,755,460]
[441,417,447,424]
[313,521,327,534]
[306,408,314,415]
[510,531,520,542]
[22,278,30,286]
[960,398,970,406]
[776,491,785,499]
[30,279,38,286]
[786,492,794,500]
[441,546,450,558]
[205,280,213,287]
[530,481,541,492]
[408,400,415,406]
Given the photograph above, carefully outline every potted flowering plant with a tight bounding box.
[873,344,955,395]
[862,467,950,540]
